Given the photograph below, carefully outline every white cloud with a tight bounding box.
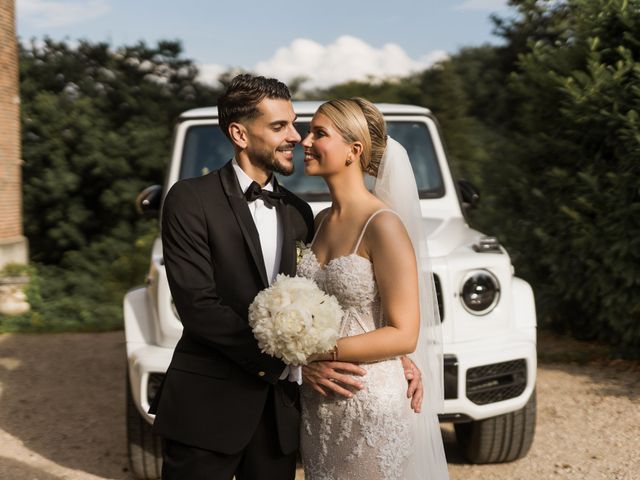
[17,0,110,28]
[250,36,448,89]
[197,36,448,90]
[454,0,507,12]
[197,63,231,87]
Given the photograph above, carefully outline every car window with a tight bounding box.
[179,121,444,200]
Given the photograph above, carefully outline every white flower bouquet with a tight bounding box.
[248,274,343,366]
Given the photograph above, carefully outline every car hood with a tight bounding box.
[424,217,477,258]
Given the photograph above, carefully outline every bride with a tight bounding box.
[298,98,449,479]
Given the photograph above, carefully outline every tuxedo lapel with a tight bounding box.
[275,181,296,277]
[219,161,269,288]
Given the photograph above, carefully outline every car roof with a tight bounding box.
[179,101,432,120]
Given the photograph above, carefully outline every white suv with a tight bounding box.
[124,102,537,479]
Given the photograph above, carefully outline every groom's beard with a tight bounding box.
[250,143,296,177]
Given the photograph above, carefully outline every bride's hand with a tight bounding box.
[401,356,424,413]
[302,361,366,398]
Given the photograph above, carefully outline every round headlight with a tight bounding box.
[460,270,500,315]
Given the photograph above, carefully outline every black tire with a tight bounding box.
[126,372,162,479]
[454,389,536,464]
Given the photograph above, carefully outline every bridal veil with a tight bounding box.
[373,136,449,479]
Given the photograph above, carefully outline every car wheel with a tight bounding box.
[126,371,162,479]
[454,389,536,464]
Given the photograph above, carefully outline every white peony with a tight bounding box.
[249,274,343,366]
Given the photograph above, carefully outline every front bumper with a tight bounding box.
[128,334,536,426]
[127,343,174,423]
[439,333,537,422]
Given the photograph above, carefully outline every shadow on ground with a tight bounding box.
[2,329,637,479]
[0,331,470,478]
[0,456,62,480]
[537,329,640,401]
[0,331,133,479]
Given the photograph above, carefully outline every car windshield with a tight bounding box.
[179,120,444,200]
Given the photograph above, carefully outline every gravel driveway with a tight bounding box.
[0,331,638,479]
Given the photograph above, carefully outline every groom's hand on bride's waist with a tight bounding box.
[401,356,424,414]
[301,361,366,398]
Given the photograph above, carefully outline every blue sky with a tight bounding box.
[16,0,514,88]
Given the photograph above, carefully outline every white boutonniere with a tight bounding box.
[295,240,307,266]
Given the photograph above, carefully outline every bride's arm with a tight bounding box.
[311,212,420,363]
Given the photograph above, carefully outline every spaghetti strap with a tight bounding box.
[310,212,329,247]
[352,208,398,254]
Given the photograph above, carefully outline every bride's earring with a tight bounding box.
[345,156,353,166]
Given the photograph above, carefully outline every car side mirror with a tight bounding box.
[458,179,480,210]
[136,185,163,218]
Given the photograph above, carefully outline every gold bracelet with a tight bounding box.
[331,344,338,361]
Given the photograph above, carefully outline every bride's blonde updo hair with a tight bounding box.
[316,97,387,177]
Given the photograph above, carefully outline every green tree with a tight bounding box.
[20,39,220,263]
[483,0,640,354]
[2,39,221,331]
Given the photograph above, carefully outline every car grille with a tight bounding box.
[466,359,527,405]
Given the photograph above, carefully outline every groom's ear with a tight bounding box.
[229,122,249,149]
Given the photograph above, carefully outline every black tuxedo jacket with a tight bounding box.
[150,160,314,455]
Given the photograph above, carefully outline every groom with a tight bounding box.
[150,74,423,479]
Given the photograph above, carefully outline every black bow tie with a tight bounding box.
[244,181,285,208]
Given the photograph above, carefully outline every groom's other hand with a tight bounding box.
[302,361,366,398]
[401,356,424,413]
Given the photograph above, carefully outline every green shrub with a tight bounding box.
[0,223,157,333]
[473,0,640,357]
[8,38,217,333]
[0,262,31,278]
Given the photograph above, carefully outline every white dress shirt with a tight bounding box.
[232,158,282,285]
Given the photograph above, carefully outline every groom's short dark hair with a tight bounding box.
[218,74,291,139]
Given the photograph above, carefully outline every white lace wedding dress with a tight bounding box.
[297,209,414,480]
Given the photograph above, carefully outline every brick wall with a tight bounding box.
[0,0,22,241]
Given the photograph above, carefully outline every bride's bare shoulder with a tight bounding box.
[369,208,404,229]
[364,210,413,256]
[313,208,331,230]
